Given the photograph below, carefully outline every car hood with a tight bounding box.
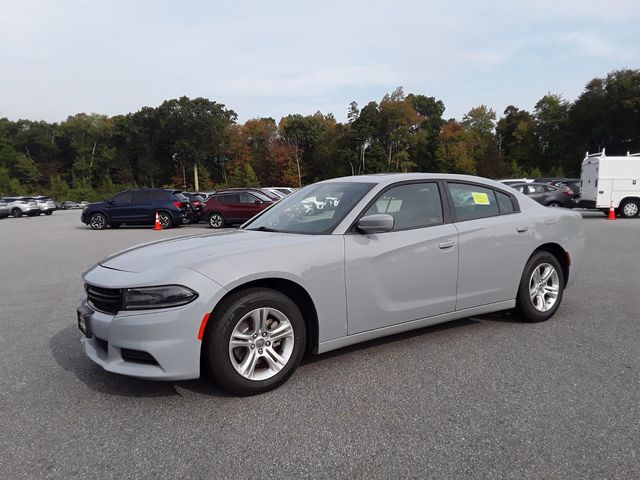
[99,229,315,274]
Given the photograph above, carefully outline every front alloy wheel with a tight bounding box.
[203,288,306,395]
[89,213,107,230]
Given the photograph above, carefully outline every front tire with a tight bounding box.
[203,288,306,395]
[45,211,53,216]
[620,199,639,218]
[89,213,108,230]
[515,251,564,322]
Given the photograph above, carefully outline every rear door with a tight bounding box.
[345,181,459,334]
[446,182,533,310]
[130,190,153,222]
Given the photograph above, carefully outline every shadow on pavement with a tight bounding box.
[302,317,482,365]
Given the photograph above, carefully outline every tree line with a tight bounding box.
[1,69,639,201]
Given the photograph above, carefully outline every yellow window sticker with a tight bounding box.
[471,192,490,205]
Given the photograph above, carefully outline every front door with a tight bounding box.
[345,182,459,334]
[106,191,134,222]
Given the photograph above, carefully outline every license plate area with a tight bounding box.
[77,305,94,337]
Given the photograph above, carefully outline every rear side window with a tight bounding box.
[132,191,153,204]
[496,191,515,213]
[364,182,443,231]
[448,183,499,221]
[151,191,168,201]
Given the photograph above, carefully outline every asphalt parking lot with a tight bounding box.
[1,210,639,479]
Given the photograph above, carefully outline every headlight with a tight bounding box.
[121,285,198,310]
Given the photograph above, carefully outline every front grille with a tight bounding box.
[121,348,159,365]
[86,284,121,314]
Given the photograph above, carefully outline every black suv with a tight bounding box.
[81,189,189,230]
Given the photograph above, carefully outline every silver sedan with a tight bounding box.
[78,174,585,395]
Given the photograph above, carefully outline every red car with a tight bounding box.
[203,189,275,228]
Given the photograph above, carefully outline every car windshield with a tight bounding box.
[243,182,374,234]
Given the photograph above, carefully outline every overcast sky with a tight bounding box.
[1,0,638,124]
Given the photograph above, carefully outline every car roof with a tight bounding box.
[319,172,510,188]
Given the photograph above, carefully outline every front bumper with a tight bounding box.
[79,265,227,380]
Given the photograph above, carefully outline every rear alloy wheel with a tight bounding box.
[203,288,306,395]
[209,212,225,229]
[547,201,561,208]
[89,213,108,230]
[157,212,173,229]
[620,200,639,218]
[11,208,22,218]
[516,251,564,322]
[181,210,194,225]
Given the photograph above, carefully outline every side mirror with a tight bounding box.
[356,214,394,234]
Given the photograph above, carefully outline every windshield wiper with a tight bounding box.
[246,226,281,232]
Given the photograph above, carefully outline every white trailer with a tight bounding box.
[579,150,640,217]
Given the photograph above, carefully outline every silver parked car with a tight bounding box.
[2,197,41,217]
[78,174,585,395]
[0,199,10,219]
[28,196,57,215]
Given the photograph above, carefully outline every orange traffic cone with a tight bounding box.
[153,212,162,230]
[607,203,616,220]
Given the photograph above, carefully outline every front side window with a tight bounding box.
[448,183,499,221]
[221,194,240,204]
[111,192,132,206]
[244,182,374,234]
[364,182,443,231]
[240,192,259,204]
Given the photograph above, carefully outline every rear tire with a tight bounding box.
[620,199,639,218]
[515,251,564,322]
[45,211,53,215]
[11,208,22,218]
[157,211,173,229]
[203,288,306,395]
[546,201,561,208]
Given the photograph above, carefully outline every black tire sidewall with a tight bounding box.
[204,288,306,395]
[12,208,22,217]
[516,251,565,322]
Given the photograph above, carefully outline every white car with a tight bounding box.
[2,197,41,217]
[78,173,585,395]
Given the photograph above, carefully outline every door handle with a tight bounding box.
[516,225,529,233]
[438,240,455,249]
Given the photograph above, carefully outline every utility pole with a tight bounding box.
[193,162,199,192]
